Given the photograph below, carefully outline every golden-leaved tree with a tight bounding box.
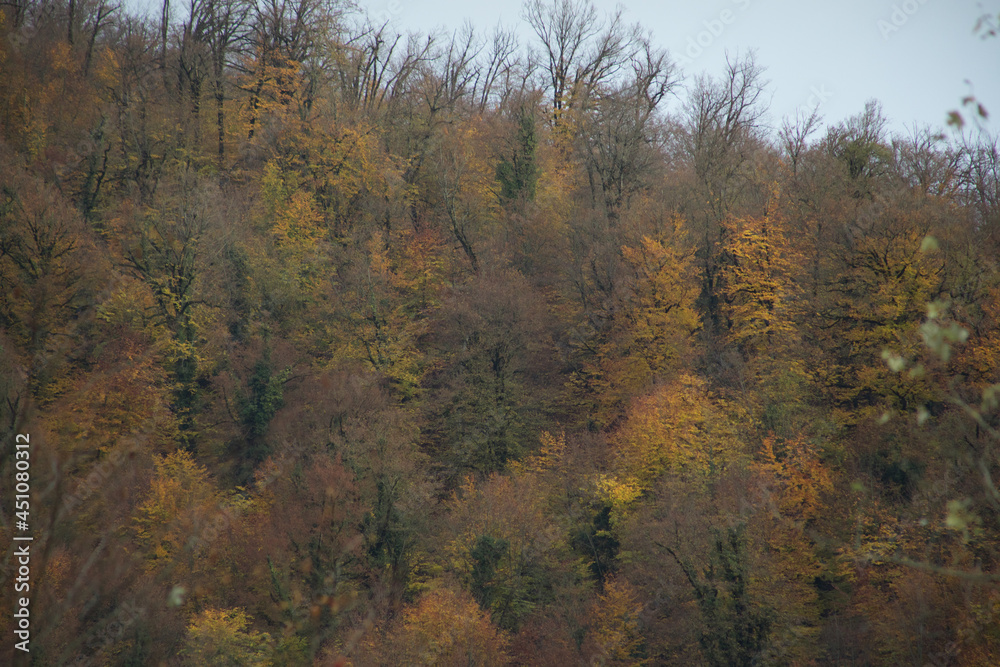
[364,587,511,666]
[574,225,700,429]
[719,192,799,358]
[603,373,744,518]
[812,201,944,419]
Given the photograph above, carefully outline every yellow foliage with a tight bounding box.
[255,160,329,311]
[312,125,396,235]
[720,192,799,356]
[183,607,272,666]
[260,161,323,247]
[269,121,399,237]
[533,136,580,234]
[595,475,644,524]
[590,578,648,666]
[371,586,511,666]
[96,278,164,336]
[237,48,304,137]
[432,120,502,269]
[577,225,700,427]
[330,231,427,397]
[953,284,1000,392]
[619,234,701,376]
[813,209,943,414]
[611,373,744,496]
[52,340,173,460]
[750,435,833,661]
[754,434,833,525]
[276,190,324,247]
[515,430,567,476]
[134,450,219,570]
[439,121,501,219]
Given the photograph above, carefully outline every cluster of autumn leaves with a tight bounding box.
[1,0,1000,664]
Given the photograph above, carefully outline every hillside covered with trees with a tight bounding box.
[1,0,999,664]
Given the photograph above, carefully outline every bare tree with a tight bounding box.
[677,50,769,334]
[424,22,482,115]
[242,0,343,137]
[524,0,641,124]
[524,0,599,120]
[958,131,1000,242]
[890,125,963,198]
[102,13,166,200]
[578,36,677,221]
[333,18,407,113]
[160,0,170,77]
[779,106,822,177]
[175,0,210,144]
[682,51,769,221]
[471,25,519,112]
[202,0,251,162]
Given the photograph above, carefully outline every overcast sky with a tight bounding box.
[361,0,999,136]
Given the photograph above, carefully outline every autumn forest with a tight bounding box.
[1,0,999,664]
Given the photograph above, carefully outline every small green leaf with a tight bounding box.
[926,299,950,319]
[881,349,906,372]
[945,322,969,344]
[945,500,966,530]
[920,235,939,252]
[944,498,980,540]
[917,406,930,426]
[168,585,187,607]
[982,384,1000,413]
[921,320,956,361]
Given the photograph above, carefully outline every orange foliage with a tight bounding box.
[365,586,511,666]
[754,434,833,526]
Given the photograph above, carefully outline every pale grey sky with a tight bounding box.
[365,0,999,135]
